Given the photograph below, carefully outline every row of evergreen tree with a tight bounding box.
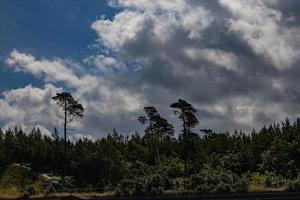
[1,110,300,193]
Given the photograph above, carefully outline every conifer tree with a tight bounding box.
[52,92,84,181]
[170,99,198,177]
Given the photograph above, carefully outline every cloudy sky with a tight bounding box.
[1,0,300,138]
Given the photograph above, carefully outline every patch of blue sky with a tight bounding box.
[0,0,120,91]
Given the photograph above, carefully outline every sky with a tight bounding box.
[1,0,300,139]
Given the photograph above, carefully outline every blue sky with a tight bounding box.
[0,0,115,57]
[0,0,115,91]
[1,0,300,139]
[0,0,120,137]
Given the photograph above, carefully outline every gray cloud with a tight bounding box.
[3,0,300,137]
[4,50,145,136]
[91,0,300,133]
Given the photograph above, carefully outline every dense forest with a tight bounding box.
[1,98,300,196]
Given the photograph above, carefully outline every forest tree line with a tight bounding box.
[1,98,300,195]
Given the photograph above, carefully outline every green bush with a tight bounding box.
[251,172,286,188]
[115,174,168,196]
[24,185,35,195]
[172,177,184,189]
[195,184,211,193]
[232,177,249,193]
[213,182,232,194]
[187,166,249,194]
[145,174,167,191]
[0,164,34,190]
[162,158,185,178]
[115,178,145,196]
[150,186,163,195]
[287,178,300,192]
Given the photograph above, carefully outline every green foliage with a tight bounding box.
[259,137,298,178]
[162,158,185,178]
[2,116,300,195]
[172,177,184,189]
[115,179,144,196]
[115,174,166,196]
[0,163,45,195]
[251,172,286,188]
[287,177,300,192]
[187,166,249,194]
[0,164,34,191]
[213,183,232,194]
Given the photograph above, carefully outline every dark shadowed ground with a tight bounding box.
[1,192,300,200]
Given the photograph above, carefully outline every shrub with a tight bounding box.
[150,186,163,195]
[195,184,211,194]
[251,172,286,188]
[115,174,168,196]
[172,177,184,189]
[0,164,34,191]
[0,163,46,195]
[213,182,232,194]
[24,185,35,195]
[287,178,300,192]
[233,177,249,193]
[162,158,185,178]
[115,178,145,196]
[265,175,286,187]
[187,166,249,194]
[146,174,166,190]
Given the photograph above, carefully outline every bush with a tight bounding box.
[115,174,168,196]
[0,164,34,191]
[162,158,185,178]
[195,184,211,193]
[232,177,249,193]
[0,163,44,195]
[150,186,163,195]
[24,185,35,195]
[115,178,145,196]
[213,182,232,194]
[104,183,115,192]
[251,172,286,188]
[187,166,249,194]
[145,174,168,191]
[172,177,184,189]
[287,178,300,192]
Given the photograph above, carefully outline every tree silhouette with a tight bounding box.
[170,99,198,178]
[52,92,84,181]
[52,127,60,141]
[138,106,174,163]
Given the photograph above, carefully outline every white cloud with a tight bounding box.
[90,0,300,133]
[184,48,239,70]
[6,49,80,87]
[68,133,96,142]
[219,0,300,70]
[92,0,213,50]
[200,96,291,131]
[4,1,300,136]
[0,84,62,134]
[3,50,146,136]
[83,54,128,74]
[92,11,146,50]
